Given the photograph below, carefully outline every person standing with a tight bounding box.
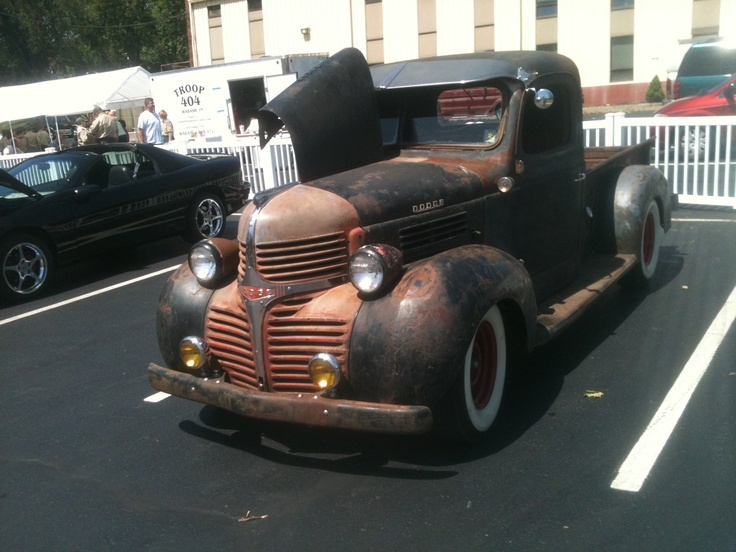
[89,106,119,143]
[36,123,51,150]
[158,110,174,143]
[74,117,96,146]
[137,98,162,144]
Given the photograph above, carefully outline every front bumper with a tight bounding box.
[148,363,434,435]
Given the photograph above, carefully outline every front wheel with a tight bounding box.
[0,235,54,303]
[442,304,507,443]
[185,192,226,242]
[621,198,662,288]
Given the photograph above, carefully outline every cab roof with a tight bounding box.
[370,50,580,90]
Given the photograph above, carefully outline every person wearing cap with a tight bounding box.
[137,98,163,144]
[75,117,96,146]
[89,106,118,143]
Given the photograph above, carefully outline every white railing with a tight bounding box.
[584,113,736,209]
[3,117,734,208]
[161,134,298,198]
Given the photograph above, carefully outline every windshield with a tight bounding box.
[379,85,505,148]
[7,156,84,195]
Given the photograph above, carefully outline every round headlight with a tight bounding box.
[308,353,341,390]
[179,336,206,370]
[189,241,219,282]
[349,249,384,293]
[348,244,403,296]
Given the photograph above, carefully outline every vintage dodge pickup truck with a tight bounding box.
[149,49,672,443]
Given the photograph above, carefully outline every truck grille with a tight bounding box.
[265,293,349,392]
[204,291,349,393]
[205,302,257,389]
[254,231,349,283]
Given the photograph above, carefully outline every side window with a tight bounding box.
[520,81,572,154]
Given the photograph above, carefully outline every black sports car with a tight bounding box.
[0,143,248,302]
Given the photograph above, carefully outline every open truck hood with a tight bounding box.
[257,48,384,182]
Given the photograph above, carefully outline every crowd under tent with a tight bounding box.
[0,66,152,149]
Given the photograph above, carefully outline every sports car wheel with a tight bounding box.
[444,304,507,443]
[0,235,54,302]
[185,193,226,242]
[622,198,662,288]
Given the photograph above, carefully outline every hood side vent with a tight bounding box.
[400,212,470,262]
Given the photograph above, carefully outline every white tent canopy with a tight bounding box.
[0,66,152,123]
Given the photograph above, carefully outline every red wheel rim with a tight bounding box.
[642,211,655,266]
[470,320,498,409]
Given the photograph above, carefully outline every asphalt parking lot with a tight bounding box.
[1,208,734,551]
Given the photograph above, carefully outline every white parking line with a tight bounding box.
[144,391,171,403]
[0,264,180,327]
[611,283,736,492]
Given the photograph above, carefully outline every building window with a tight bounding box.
[208,5,224,64]
[366,0,384,64]
[474,0,494,52]
[536,0,557,18]
[610,35,634,81]
[611,0,634,9]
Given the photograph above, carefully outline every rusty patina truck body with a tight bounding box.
[149,49,672,443]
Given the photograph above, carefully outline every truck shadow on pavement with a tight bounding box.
[177,245,684,476]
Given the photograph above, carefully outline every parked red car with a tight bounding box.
[653,75,736,158]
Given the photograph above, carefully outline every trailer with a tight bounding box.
[150,54,326,142]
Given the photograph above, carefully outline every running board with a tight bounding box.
[534,254,637,346]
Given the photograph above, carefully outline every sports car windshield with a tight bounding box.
[380,86,505,148]
[7,156,85,196]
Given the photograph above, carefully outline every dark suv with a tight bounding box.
[674,40,736,99]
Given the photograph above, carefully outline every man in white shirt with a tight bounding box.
[137,98,163,144]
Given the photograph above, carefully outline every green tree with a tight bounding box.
[0,0,188,86]
[645,75,665,103]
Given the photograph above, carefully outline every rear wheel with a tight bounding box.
[622,198,662,288]
[185,192,226,242]
[443,304,507,443]
[0,235,54,303]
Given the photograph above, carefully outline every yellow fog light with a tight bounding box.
[308,353,341,390]
[179,336,206,370]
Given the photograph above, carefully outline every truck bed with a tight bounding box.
[584,138,653,172]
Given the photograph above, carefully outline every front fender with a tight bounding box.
[156,262,217,372]
[349,245,536,407]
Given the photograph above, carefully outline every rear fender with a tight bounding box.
[349,245,536,407]
[614,165,671,254]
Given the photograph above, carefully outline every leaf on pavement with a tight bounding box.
[238,511,269,522]
[584,390,604,398]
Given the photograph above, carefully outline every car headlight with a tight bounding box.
[179,336,206,370]
[348,244,403,297]
[188,238,239,287]
[653,113,667,118]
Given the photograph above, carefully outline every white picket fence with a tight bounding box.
[584,113,735,209]
[2,116,735,208]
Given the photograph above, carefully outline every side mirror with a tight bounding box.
[534,88,555,109]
